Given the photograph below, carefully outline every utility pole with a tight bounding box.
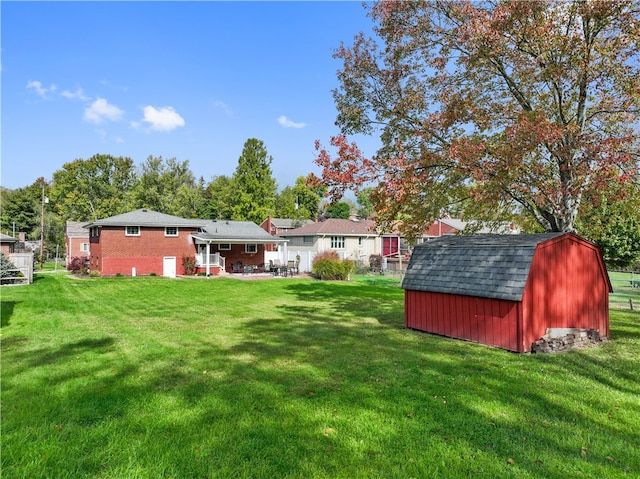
[40,181,45,270]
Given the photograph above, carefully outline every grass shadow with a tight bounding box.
[1,300,19,327]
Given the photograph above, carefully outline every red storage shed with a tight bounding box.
[402,233,612,352]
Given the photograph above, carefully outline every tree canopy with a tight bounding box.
[50,154,136,221]
[275,175,325,220]
[315,0,640,238]
[131,156,204,218]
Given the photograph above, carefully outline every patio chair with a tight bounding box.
[232,261,244,274]
[287,260,296,275]
[271,259,282,276]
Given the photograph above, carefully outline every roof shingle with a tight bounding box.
[401,233,566,301]
[86,209,206,228]
[281,218,377,236]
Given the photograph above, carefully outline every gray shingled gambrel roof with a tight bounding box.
[193,220,287,244]
[85,209,206,228]
[401,233,566,301]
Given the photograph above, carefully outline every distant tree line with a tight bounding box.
[0,138,365,259]
[3,135,637,269]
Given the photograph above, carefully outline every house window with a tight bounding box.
[125,226,140,236]
[165,227,178,237]
[81,243,90,252]
[331,236,345,249]
[218,244,231,250]
[303,236,313,244]
[245,244,257,254]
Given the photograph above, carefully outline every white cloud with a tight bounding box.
[213,100,233,116]
[61,88,90,101]
[26,80,57,98]
[140,106,185,131]
[278,115,306,129]
[84,98,124,123]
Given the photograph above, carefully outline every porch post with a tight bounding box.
[206,242,211,276]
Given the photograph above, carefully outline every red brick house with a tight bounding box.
[65,221,90,267]
[1,233,17,256]
[85,209,287,277]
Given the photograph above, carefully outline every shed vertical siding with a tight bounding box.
[405,291,520,351]
[521,236,610,350]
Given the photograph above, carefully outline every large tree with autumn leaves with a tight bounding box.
[315,0,640,238]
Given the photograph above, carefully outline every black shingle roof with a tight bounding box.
[401,233,566,301]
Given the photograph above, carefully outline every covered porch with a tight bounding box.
[191,224,288,276]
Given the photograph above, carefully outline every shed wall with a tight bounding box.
[405,291,521,351]
[520,236,610,350]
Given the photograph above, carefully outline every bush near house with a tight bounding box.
[67,256,89,275]
[369,254,382,272]
[0,252,21,285]
[182,254,197,275]
[312,250,355,280]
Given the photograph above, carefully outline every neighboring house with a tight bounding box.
[1,233,34,284]
[423,217,518,239]
[380,218,519,269]
[279,218,381,271]
[65,221,91,267]
[1,233,17,255]
[261,217,314,236]
[84,209,287,277]
[402,233,611,352]
[260,217,314,252]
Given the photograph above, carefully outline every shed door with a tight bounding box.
[163,256,177,278]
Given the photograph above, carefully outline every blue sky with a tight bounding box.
[1,1,378,191]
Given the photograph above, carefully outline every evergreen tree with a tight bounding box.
[231,139,277,224]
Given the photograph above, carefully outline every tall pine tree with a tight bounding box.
[231,139,277,224]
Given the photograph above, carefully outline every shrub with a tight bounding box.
[68,256,89,275]
[1,252,19,284]
[312,250,340,265]
[369,254,382,272]
[182,254,197,275]
[312,251,355,281]
[89,270,100,278]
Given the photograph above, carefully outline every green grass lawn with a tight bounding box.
[2,273,639,478]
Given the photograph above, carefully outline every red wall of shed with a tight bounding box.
[520,236,610,350]
[405,291,521,351]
